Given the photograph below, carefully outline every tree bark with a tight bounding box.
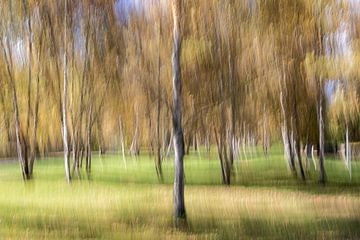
[156,21,163,181]
[214,129,225,183]
[1,3,29,179]
[172,0,186,224]
[279,92,296,173]
[30,31,43,176]
[63,0,71,182]
[129,112,139,156]
[318,83,326,184]
[346,125,351,180]
[119,116,127,168]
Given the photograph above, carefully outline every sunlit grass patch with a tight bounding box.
[0,148,359,239]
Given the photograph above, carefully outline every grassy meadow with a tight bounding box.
[0,146,359,239]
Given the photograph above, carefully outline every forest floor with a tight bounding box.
[0,146,359,239]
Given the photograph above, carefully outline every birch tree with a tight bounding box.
[172,0,186,224]
[63,0,70,182]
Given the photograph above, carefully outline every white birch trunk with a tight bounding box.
[119,117,127,168]
[172,0,186,223]
[63,0,71,182]
[311,145,317,170]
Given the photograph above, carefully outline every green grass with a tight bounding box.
[0,145,359,239]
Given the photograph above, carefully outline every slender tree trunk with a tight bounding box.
[146,100,154,157]
[214,128,227,184]
[1,6,29,179]
[119,116,127,168]
[263,108,269,159]
[291,66,305,181]
[172,0,186,224]
[30,40,42,176]
[166,132,173,159]
[318,85,326,184]
[346,125,351,180]
[228,39,235,167]
[130,112,139,156]
[63,0,71,182]
[279,92,296,174]
[23,0,32,162]
[20,0,33,179]
[156,21,163,181]
[97,118,105,155]
[85,106,93,175]
[70,33,79,177]
[86,111,92,175]
[311,145,317,170]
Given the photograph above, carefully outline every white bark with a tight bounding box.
[119,117,127,168]
[1,5,28,179]
[129,112,139,156]
[311,145,317,170]
[63,0,71,182]
[172,0,186,223]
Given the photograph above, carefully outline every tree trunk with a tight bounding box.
[85,106,93,175]
[346,125,351,180]
[23,0,32,166]
[318,86,326,184]
[279,92,296,174]
[29,12,44,176]
[311,145,317,170]
[165,132,173,159]
[63,0,71,182]
[172,0,186,224]
[119,116,127,168]
[129,112,139,156]
[1,9,29,179]
[155,21,163,181]
[214,128,227,184]
[30,46,41,176]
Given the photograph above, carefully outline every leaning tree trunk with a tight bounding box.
[172,0,186,224]
[279,92,296,174]
[1,9,29,179]
[63,0,71,182]
[214,128,230,185]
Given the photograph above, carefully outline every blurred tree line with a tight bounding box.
[0,0,359,184]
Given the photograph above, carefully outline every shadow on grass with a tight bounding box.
[184,216,360,239]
